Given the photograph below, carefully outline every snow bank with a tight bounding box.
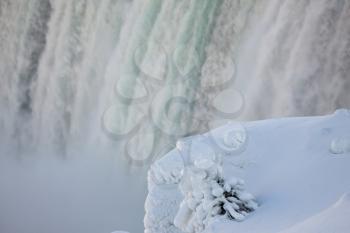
[145,109,350,233]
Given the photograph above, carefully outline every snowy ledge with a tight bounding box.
[144,109,350,233]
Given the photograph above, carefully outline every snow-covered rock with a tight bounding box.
[145,109,350,233]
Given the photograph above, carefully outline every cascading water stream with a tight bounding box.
[0,1,349,233]
[235,0,350,119]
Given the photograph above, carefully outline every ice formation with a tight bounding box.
[330,138,350,154]
[207,122,248,155]
[329,109,350,154]
[144,143,186,233]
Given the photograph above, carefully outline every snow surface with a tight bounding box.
[145,109,350,233]
[277,193,350,233]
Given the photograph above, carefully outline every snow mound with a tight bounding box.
[145,109,350,233]
[334,108,350,117]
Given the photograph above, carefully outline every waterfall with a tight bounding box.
[235,0,350,119]
[1,0,350,161]
[0,0,255,163]
[0,0,349,233]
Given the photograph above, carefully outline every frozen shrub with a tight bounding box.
[174,160,257,233]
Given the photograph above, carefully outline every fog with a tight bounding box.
[0,153,147,233]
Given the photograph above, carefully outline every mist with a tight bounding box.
[0,153,147,233]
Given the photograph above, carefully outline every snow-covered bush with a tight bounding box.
[174,155,257,233]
